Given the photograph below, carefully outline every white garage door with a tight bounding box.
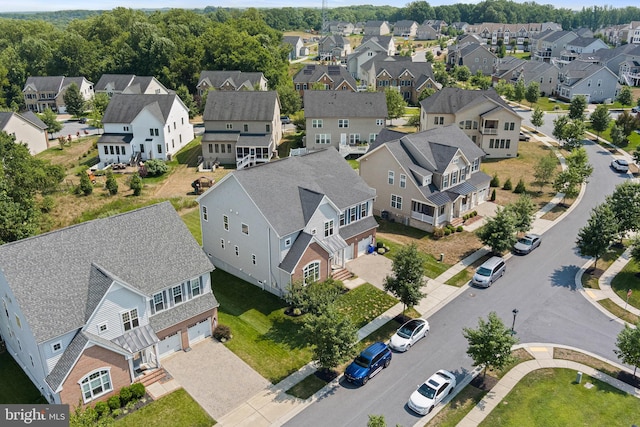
[158,332,181,357]
[358,235,372,256]
[187,318,212,345]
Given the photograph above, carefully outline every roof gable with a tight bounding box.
[203,91,278,122]
[102,93,179,124]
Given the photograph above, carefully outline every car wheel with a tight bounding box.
[448,387,454,395]
[362,375,369,385]
[428,405,434,414]
[384,358,391,368]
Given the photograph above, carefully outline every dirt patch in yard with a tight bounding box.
[377,230,484,265]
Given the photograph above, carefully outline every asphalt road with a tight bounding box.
[285,116,631,427]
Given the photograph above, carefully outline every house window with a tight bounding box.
[303,261,320,283]
[312,119,323,128]
[80,369,112,402]
[339,212,346,226]
[167,125,171,133]
[220,238,225,249]
[349,134,360,144]
[285,237,292,247]
[208,144,213,153]
[434,116,444,125]
[226,123,233,130]
[227,144,231,153]
[391,194,402,209]
[324,219,334,237]
[52,342,62,353]
[338,119,349,128]
[202,206,208,222]
[451,170,458,185]
[121,309,139,332]
[472,158,479,172]
[244,124,249,132]
[400,174,406,188]
[214,144,219,153]
[503,122,515,131]
[172,285,183,305]
[149,128,154,136]
[140,144,145,153]
[103,146,108,155]
[361,202,368,218]
[221,144,226,153]
[235,245,239,257]
[242,223,249,235]
[153,292,164,313]
[98,323,108,334]
[443,174,449,188]
[506,139,511,149]
[157,144,162,154]
[315,134,330,144]
[30,355,34,367]
[252,254,256,265]
[369,133,377,142]
[376,119,384,126]
[123,126,129,131]
[15,314,21,329]
[223,215,229,231]
[191,278,201,297]
[489,138,494,149]
[388,170,395,185]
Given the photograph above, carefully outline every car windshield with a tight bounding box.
[517,238,532,246]
[476,267,492,277]
[618,159,629,166]
[397,321,420,339]
[354,356,370,368]
[417,383,437,399]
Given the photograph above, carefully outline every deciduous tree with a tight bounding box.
[277,83,302,116]
[383,243,426,315]
[476,206,517,254]
[63,82,85,117]
[606,181,640,237]
[462,312,518,378]
[385,87,407,125]
[614,322,640,377]
[506,194,535,233]
[576,203,617,270]
[37,108,62,139]
[530,106,544,131]
[304,307,357,373]
[533,153,557,192]
[524,81,539,108]
[589,105,611,142]
[617,85,633,107]
[568,95,587,121]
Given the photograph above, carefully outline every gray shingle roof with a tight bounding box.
[568,37,601,48]
[339,215,378,240]
[365,56,435,83]
[102,93,178,124]
[45,331,88,391]
[149,292,219,333]
[279,233,313,273]
[0,112,11,129]
[361,35,393,47]
[237,134,272,147]
[97,133,133,144]
[0,202,214,343]
[368,128,407,152]
[23,76,64,93]
[228,148,376,237]
[20,111,47,129]
[303,91,387,118]
[293,65,357,90]
[95,74,135,91]
[197,71,266,91]
[203,91,278,122]
[420,87,514,116]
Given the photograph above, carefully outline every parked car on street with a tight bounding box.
[611,158,629,173]
[389,318,429,352]
[344,342,391,386]
[519,131,530,141]
[280,115,291,124]
[408,369,457,415]
[513,234,541,255]
[632,106,639,114]
[471,256,506,288]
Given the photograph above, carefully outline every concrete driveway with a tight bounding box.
[162,338,270,420]
[346,253,393,289]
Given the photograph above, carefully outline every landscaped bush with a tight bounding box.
[433,227,445,239]
[377,247,386,254]
[107,395,121,411]
[129,383,145,400]
[94,401,110,418]
[444,228,451,236]
[119,386,132,405]
[472,211,478,216]
[143,159,169,176]
[213,324,232,342]
[377,241,384,249]
[514,178,526,193]
[490,172,500,187]
[456,226,464,232]
[491,189,496,201]
[503,178,513,190]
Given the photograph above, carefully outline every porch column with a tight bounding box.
[127,357,135,383]
[154,344,161,368]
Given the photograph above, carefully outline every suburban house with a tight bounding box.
[197,148,378,296]
[493,56,527,82]
[466,22,562,48]
[293,64,358,100]
[447,43,498,76]
[0,111,49,155]
[494,58,559,97]
[576,44,640,86]
[359,56,440,104]
[201,90,281,170]
[359,35,396,56]
[97,93,194,165]
[532,30,578,63]
[393,20,418,37]
[556,37,609,67]
[94,74,170,97]
[283,36,305,61]
[196,71,268,97]
[556,61,619,103]
[358,125,490,232]
[364,21,391,36]
[416,23,439,40]
[425,20,448,35]
[328,21,355,36]
[0,202,219,407]
[23,76,94,113]
[597,21,640,46]
[318,35,352,61]
[303,90,387,157]
[420,88,522,158]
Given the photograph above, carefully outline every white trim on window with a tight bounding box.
[285,238,292,247]
[51,341,62,353]
[79,368,113,403]
[303,261,321,283]
[97,323,108,335]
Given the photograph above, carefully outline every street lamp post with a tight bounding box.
[511,309,519,335]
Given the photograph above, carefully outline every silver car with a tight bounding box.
[611,159,629,173]
[389,318,429,352]
[471,256,506,288]
[513,234,541,255]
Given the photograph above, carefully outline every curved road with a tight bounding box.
[285,115,631,427]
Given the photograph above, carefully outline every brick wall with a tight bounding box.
[292,242,330,282]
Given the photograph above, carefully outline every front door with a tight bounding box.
[340,134,347,145]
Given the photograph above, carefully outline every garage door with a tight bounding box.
[158,332,182,357]
[358,235,372,256]
[187,318,212,345]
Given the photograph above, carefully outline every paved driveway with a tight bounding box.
[162,338,270,420]
[346,253,393,289]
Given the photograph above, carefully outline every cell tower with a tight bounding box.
[321,0,328,37]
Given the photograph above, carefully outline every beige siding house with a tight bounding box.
[0,111,49,155]
[23,76,94,113]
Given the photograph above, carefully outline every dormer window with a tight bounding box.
[172,285,183,305]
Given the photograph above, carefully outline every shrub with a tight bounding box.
[514,178,526,193]
[128,172,143,196]
[129,383,145,400]
[377,247,386,254]
[444,228,451,236]
[377,241,384,249]
[503,178,513,190]
[213,324,232,341]
[491,189,496,201]
[490,172,500,187]
[78,171,93,196]
[94,401,110,418]
[144,159,169,177]
[111,408,122,418]
[433,227,445,239]
[107,395,121,411]
[125,400,136,411]
[40,195,55,213]
[473,211,478,217]
[456,226,464,232]
[119,386,132,405]
[105,170,118,195]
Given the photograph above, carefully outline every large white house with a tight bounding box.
[0,111,49,155]
[97,93,194,165]
[197,149,378,296]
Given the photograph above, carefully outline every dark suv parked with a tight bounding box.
[344,342,392,386]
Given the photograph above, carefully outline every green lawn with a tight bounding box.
[334,283,398,328]
[180,208,202,245]
[588,120,640,154]
[376,237,451,279]
[479,368,640,426]
[534,97,570,111]
[610,258,640,310]
[0,352,46,404]
[114,388,214,427]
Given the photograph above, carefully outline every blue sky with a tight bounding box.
[0,0,635,13]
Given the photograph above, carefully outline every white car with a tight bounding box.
[389,318,429,352]
[408,370,457,415]
[611,158,629,173]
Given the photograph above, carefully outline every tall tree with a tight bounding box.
[606,181,640,238]
[462,312,518,378]
[614,111,640,145]
[507,194,536,233]
[383,243,426,315]
[568,95,587,121]
[385,87,407,125]
[37,108,62,139]
[610,123,627,147]
[476,206,517,254]
[512,79,525,104]
[553,115,585,151]
[524,81,540,109]
[576,203,617,270]
[565,146,594,182]
[454,65,471,82]
[533,153,557,192]
[276,83,302,116]
[530,106,544,131]
[175,85,196,119]
[589,104,611,142]
[614,322,640,377]
[304,307,357,373]
[63,83,85,117]
[617,86,633,107]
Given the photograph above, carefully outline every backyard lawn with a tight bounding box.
[114,388,214,427]
[0,352,46,404]
[478,368,640,427]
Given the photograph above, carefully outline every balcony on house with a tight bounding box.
[480,120,499,135]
